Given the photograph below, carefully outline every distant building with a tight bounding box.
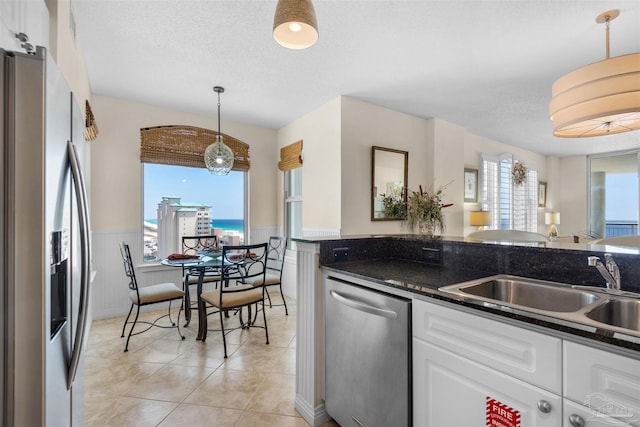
[157,196,212,257]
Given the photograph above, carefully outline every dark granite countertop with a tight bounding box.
[323,259,492,292]
[323,259,640,354]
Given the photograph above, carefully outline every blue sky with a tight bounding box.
[606,174,638,221]
[144,164,244,220]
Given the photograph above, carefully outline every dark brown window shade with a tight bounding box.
[278,139,303,171]
[140,125,250,172]
[84,100,99,141]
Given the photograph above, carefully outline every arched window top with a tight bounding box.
[140,125,250,172]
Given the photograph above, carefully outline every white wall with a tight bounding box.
[341,97,430,235]
[557,155,589,237]
[277,96,342,235]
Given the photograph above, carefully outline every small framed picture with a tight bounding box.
[464,167,478,203]
[538,182,547,207]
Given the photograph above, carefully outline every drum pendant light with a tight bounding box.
[273,0,318,50]
[204,86,234,175]
[549,10,640,137]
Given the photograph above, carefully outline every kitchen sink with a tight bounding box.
[441,277,600,313]
[440,275,640,339]
[585,299,640,333]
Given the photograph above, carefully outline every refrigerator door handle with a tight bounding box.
[66,140,91,389]
[329,290,398,319]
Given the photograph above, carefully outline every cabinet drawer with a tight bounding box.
[564,341,640,427]
[563,398,634,427]
[413,299,562,393]
[414,338,562,427]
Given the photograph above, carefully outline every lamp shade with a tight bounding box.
[273,0,318,49]
[545,212,560,225]
[470,210,491,227]
[550,53,640,137]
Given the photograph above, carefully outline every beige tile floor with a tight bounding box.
[84,294,339,427]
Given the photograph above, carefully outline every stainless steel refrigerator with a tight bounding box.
[1,46,92,426]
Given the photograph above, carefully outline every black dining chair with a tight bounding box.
[181,235,222,306]
[119,242,185,352]
[244,236,288,315]
[197,242,269,357]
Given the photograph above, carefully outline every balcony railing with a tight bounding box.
[605,221,638,237]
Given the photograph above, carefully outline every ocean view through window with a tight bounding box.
[143,164,245,261]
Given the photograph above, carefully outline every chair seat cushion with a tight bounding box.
[130,283,184,305]
[244,273,281,287]
[200,284,263,309]
[186,274,221,285]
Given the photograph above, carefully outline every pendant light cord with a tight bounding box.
[217,91,221,136]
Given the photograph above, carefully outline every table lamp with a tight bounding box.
[545,212,560,240]
[470,210,491,231]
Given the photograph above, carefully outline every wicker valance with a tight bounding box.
[84,100,98,141]
[140,125,250,172]
[278,139,303,171]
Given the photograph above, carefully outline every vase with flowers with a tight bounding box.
[406,183,453,235]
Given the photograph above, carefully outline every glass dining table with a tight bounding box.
[160,253,223,328]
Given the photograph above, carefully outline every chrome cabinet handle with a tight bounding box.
[67,140,92,389]
[330,290,398,319]
[537,400,552,413]
[568,414,586,427]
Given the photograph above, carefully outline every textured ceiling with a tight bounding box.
[72,0,640,158]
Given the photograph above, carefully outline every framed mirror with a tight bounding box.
[371,146,408,221]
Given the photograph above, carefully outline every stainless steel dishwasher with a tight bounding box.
[324,277,411,427]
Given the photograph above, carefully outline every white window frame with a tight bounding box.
[284,167,303,249]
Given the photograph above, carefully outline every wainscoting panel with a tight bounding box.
[302,228,341,238]
[249,226,280,244]
[91,230,182,319]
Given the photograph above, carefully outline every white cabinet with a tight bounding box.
[564,341,640,427]
[413,298,562,393]
[413,299,563,426]
[414,338,562,426]
[0,0,48,51]
[412,298,640,427]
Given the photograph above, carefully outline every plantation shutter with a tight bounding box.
[481,153,538,232]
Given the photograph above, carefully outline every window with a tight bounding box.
[143,164,245,261]
[589,151,639,238]
[481,153,538,232]
[285,167,303,249]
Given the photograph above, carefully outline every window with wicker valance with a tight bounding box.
[140,125,250,172]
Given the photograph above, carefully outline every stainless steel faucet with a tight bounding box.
[587,253,621,290]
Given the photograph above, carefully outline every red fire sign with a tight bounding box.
[486,397,521,427]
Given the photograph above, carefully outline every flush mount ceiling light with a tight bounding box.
[204,86,234,175]
[549,9,640,137]
[273,0,318,50]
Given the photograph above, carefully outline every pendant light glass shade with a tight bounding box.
[205,134,234,175]
[550,10,640,138]
[273,0,318,50]
[204,86,234,175]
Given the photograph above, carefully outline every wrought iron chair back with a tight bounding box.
[119,242,185,351]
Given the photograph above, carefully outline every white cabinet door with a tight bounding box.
[563,398,634,427]
[413,298,562,394]
[0,0,48,51]
[414,338,562,427]
[564,341,640,427]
